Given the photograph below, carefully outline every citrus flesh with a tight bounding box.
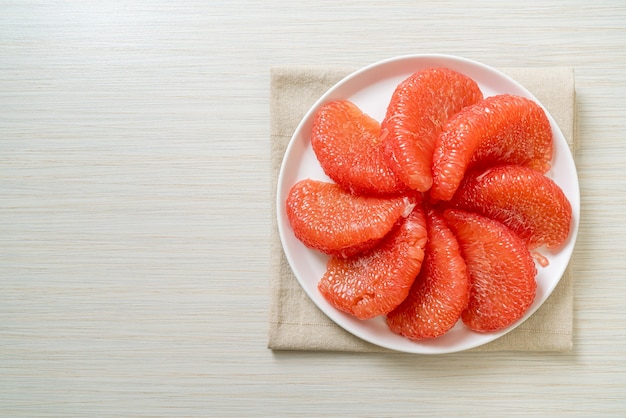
[312,99,406,195]
[286,179,416,258]
[386,208,470,339]
[431,94,553,201]
[284,66,572,342]
[318,205,428,319]
[381,67,483,192]
[447,164,572,250]
[444,209,537,333]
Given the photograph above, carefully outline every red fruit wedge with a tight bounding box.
[444,209,537,333]
[318,205,428,320]
[386,209,470,340]
[447,165,572,250]
[311,99,406,195]
[381,67,483,192]
[286,179,416,258]
[431,94,553,201]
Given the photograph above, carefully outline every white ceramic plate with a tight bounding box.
[276,54,580,354]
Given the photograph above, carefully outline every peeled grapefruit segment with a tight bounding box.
[311,99,406,195]
[381,67,483,192]
[318,205,428,320]
[431,94,553,201]
[443,209,537,333]
[285,179,416,258]
[448,165,572,250]
[386,208,470,340]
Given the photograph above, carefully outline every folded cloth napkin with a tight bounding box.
[269,65,577,353]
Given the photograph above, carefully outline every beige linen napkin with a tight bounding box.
[269,65,577,353]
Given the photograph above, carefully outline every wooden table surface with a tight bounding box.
[2,1,625,416]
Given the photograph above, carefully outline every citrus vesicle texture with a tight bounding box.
[312,99,407,195]
[386,208,470,339]
[381,67,483,192]
[318,205,428,319]
[286,179,416,258]
[430,94,553,201]
[284,65,572,342]
[444,209,538,333]
[447,164,572,250]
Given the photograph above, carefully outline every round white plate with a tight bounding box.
[276,54,580,354]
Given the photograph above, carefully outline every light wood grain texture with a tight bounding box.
[1,1,626,416]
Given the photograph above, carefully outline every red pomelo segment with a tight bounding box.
[381,67,483,192]
[311,100,406,195]
[443,209,537,333]
[386,209,470,340]
[431,94,554,201]
[318,205,428,319]
[447,165,572,250]
[286,179,416,258]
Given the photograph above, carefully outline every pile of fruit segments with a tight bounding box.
[285,67,572,340]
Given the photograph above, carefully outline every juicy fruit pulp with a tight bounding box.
[285,179,416,258]
[381,67,483,192]
[318,206,428,319]
[444,210,537,333]
[447,164,572,250]
[311,99,406,195]
[284,65,572,343]
[431,94,553,201]
[386,209,470,340]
